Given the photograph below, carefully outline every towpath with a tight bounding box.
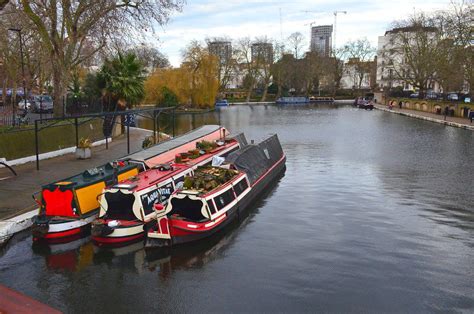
[0,128,152,220]
[375,104,474,131]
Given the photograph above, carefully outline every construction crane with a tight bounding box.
[333,10,347,55]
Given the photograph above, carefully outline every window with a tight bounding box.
[233,179,249,197]
[214,188,235,210]
[207,200,217,214]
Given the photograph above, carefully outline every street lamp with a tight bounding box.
[8,28,27,126]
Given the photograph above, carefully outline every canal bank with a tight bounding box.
[375,104,474,131]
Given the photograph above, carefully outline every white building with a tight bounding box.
[376,26,440,92]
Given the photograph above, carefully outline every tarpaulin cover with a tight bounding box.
[229,132,248,148]
[124,125,223,163]
[226,134,283,185]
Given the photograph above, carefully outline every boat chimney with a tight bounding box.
[251,140,254,144]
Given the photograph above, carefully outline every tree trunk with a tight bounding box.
[276,83,282,99]
[52,65,66,117]
[260,83,268,102]
[245,79,254,102]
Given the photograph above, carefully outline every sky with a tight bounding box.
[143,0,453,66]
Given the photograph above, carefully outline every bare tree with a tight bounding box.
[343,38,376,90]
[206,37,235,93]
[383,13,441,97]
[235,37,261,102]
[7,0,183,116]
[287,32,305,59]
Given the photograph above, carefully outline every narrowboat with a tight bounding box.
[146,134,286,247]
[31,125,233,243]
[91,137,244,246]
[31,162,139,242]
[276,96,309,104]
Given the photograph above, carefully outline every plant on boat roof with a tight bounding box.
[196,140,217,151]
[183,166,238,192]
[78,137,92,149]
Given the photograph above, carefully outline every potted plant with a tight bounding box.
[76,137,92,159]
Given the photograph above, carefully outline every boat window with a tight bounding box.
[207,200,217,214]
[170,196,206,222]
[233,179,249,197]
[214,188,235,211]
[104,191,137,220]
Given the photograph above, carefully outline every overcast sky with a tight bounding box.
[144,0,452,66]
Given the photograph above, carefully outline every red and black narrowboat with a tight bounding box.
[91,137,243,246]
[146,134,286,247]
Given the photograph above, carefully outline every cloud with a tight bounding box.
[151,0,453,66]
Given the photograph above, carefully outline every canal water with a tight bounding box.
[1,104,473,312]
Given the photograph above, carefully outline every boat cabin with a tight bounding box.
[161,166,251,223]
[39,162,138,218]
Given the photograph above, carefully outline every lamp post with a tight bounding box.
[8,28,26,126]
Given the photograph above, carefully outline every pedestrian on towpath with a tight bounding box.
[399,101,402,109]
[443,106,449,121]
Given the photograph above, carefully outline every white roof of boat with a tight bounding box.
[123,125,223,162]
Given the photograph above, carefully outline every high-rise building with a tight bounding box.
[310,25,333,57]
[208,40,232,65]
[251,42,273,64]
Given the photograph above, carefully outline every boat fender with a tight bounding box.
[91,222,114,237]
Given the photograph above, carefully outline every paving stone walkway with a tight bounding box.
[0,128,152,219]
[375,104,474,131]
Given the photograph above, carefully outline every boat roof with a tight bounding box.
[44,162,136,190]
[123,125,224,163]
[109,140,239,193]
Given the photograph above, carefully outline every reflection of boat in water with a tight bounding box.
[146,134,286,247]
[32,236,94,272]
[91,137,243,247]
[31,125,230,243]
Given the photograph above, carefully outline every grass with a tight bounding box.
[0,118,105,160]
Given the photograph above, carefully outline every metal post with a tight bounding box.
[157,112,160,143]
[105,136,108,149]
[218,108,221,125]
[172,108,175,137]
[153,110,157,143]
[192,112,195,130]
[35,119,39,170]
[74,117,79,147]
[127,121,130,154]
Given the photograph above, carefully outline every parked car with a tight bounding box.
[425,91,440,100]
[409,92,419,98]
[32,95,54,113]
[447,93,459,101]
[17,99,32,110]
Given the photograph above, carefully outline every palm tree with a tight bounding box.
[98,52,145,111]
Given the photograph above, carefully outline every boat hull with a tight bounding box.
[32,212,97,243]
[91,220,155,247]
[146,155,286,248]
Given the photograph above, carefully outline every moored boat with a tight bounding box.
[32,162,139,242]
[146,134,286,248]
[31,125,233,243]
[91,137,243,246]
[276,96,309,104]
